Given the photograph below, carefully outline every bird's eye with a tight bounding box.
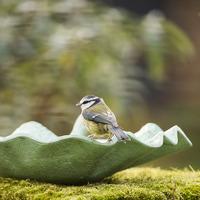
[82,100,90,104]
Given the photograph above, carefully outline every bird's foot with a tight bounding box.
[87,134,97,140]
[88,134,112,142]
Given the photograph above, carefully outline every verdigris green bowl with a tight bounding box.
[0,116,192,184]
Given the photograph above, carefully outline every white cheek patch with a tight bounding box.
[81,101,95,110]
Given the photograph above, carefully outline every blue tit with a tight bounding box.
[76,95,129,141]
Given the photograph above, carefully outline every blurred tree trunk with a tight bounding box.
[163,0,200,106]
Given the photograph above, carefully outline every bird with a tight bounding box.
[76,95,129,141]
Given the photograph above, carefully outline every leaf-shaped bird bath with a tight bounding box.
[0,116,192,184]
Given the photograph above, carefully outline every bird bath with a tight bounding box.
[0,115,192,184]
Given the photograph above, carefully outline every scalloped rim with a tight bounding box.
[0,121,192,148]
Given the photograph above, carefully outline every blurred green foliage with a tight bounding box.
[0,0,193,135]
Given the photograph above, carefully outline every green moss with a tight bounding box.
[0,168,199,200]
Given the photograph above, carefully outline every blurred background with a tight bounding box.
[0,0,199,168]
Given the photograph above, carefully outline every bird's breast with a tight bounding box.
[83,119,108,135]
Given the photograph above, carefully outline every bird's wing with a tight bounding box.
[82,110,118,127]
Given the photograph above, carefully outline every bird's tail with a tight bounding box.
[108,126,129,141]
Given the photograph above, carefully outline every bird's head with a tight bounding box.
[76,95,101,110]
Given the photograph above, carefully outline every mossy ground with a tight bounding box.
[0,167,199,200]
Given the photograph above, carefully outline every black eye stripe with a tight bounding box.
[82,100,90,104]
[82,98,100,105]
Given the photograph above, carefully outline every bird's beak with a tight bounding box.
[76,102,81,106]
